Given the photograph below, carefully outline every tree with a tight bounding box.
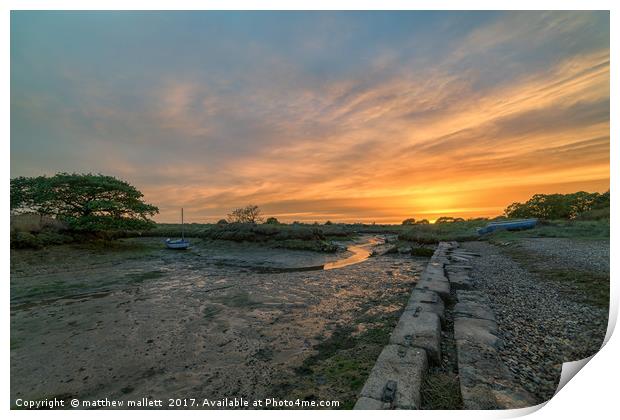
[593,190,610,209]
[402,218,416,225]
[226,204,263,224]
[10,176,56,219]
[416,219,430,224]
[435,217,454,224]
[435,217,465,224]
[10,173,158,231]
[264,217,280,225]
[216,219,228,225]
[504,191,609,220]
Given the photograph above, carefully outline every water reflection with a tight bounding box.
[324,236,384,270]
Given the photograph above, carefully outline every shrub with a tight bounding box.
[411,247,435,257]
[264,217,280,225]
[10,213,75,249]
[11,231,42,249]
[36,231,73,245]
[402,218,416,225]
[577,207,610,221]
[10,213,67,234]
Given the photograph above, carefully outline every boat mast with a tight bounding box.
[181,208,184,240]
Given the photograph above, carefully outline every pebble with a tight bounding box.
[463,241,608,404]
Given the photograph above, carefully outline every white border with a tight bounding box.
[3,2,617,420]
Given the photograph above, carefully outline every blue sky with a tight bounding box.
[11,11,610,222]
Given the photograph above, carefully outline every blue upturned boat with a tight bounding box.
[477,218,538,235]
[165,208,190,250]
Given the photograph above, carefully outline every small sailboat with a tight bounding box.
[165,208,190,250]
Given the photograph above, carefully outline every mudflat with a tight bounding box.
[11,236,425,407]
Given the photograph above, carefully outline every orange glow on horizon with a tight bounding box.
[145,49,608,224]
[11,12,609,225]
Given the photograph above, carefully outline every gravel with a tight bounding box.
[461,239,608,403]
[517,238,609,275]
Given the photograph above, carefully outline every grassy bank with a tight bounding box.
[10,214,144,249]
[147,220,487,254]
[398,220,482,244]
[11,214,609,253]
[487,219,609,243]
[144,223,344,252]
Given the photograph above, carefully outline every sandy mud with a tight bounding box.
[11,236,425,408]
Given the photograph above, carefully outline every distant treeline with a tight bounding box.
[10,172,610,249]
[504,191,609,220]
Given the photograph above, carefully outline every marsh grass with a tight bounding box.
[420,372,463,409]
[411,246,435,257]
[283,290,410,409]
[147,220,486,253]
[488,219,609,244]
[398,220,483,244]
[145,223,342,252]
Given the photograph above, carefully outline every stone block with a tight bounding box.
[416,268,451,299]
[448,264,473,270]
[448,272,473,290]
[454,302,496,322]
[454,317,500,347]
[358,345,427,409]
[405,289,445,324]
[390,311,442,363]
[457,290,492,306]
[450,255,471,263]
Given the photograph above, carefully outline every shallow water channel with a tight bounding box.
[11,235,425,408]
[323,237,383,270]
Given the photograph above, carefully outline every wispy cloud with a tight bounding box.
[11,11,609,222]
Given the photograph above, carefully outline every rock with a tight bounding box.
[405,289,445,325]
[390,312,442,363]
[416,270,450,300]
[454,317,500,347]
[451,256,537,409]
[356,345,428,409]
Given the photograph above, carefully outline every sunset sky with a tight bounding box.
[11,11,610,223]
